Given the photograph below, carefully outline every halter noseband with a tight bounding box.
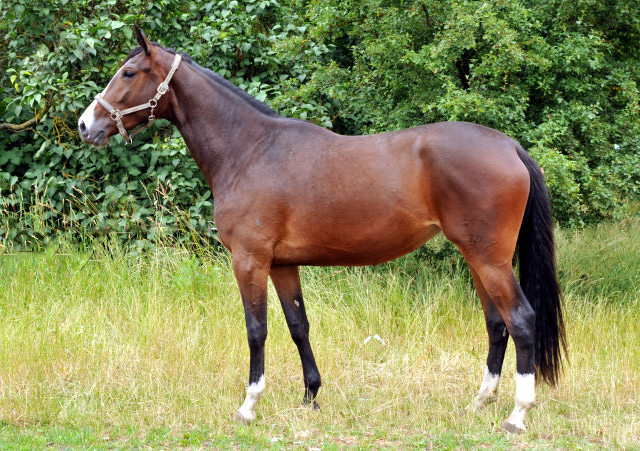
[95,53,182,144]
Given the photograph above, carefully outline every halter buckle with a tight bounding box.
[157,83,169,95]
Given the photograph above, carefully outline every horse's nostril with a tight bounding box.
[79,121,87,133]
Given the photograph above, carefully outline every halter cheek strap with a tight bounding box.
[95,53,182,144]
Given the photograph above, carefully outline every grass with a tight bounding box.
[0,218,638,449]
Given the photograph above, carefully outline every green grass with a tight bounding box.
[0,218,638,449]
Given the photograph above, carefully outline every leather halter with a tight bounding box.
[95,53,182,144]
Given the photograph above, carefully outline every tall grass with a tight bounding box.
[0,218,638,449]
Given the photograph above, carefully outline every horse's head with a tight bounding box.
[78,26,181,146]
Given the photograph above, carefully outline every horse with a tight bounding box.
[78,26,565,432]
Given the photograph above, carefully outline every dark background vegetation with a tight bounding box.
[1,0,639,250]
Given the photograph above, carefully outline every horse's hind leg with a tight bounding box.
[465,257,536,432]
[269,266,322,409]
[467,265,510,410]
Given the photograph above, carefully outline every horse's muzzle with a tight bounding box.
[78,120,108,147]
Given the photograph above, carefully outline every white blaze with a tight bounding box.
[79,67,123,133]
[79,99,98,131]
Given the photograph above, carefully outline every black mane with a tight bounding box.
[124,43,278,117]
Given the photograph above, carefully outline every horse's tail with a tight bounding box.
[516,145,566,386]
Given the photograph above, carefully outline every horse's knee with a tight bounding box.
[246,322,268,348]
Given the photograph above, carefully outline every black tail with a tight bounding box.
[516,146,567,386]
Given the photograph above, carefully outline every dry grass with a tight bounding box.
[0,219,638,449]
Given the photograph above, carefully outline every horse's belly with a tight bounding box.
[272,222,441,267]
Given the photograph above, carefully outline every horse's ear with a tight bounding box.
[134,25,151,55]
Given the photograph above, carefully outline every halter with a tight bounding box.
[95,53,182,144]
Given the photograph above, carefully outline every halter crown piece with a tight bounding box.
[95,53,182,144]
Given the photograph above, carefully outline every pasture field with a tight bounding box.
[0,217,638,449]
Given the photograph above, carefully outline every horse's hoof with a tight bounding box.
[302,399,321,411]
[502,421,525,434]
[235,408,256,424]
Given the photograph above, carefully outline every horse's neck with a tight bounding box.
[169,66,278,197]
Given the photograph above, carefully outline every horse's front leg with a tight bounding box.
[233,251,271,423]
[269,265,322,409]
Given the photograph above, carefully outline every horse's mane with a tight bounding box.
[124,43,278,117]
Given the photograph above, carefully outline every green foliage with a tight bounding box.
[275,0,640,226]
[1,0,639,249]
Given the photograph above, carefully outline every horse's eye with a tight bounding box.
[123,70,135,78]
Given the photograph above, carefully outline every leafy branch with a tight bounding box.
[0,105,50,133]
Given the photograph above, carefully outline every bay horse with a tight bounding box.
[78,26,565,432]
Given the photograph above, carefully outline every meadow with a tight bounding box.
[0,217,638,449]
